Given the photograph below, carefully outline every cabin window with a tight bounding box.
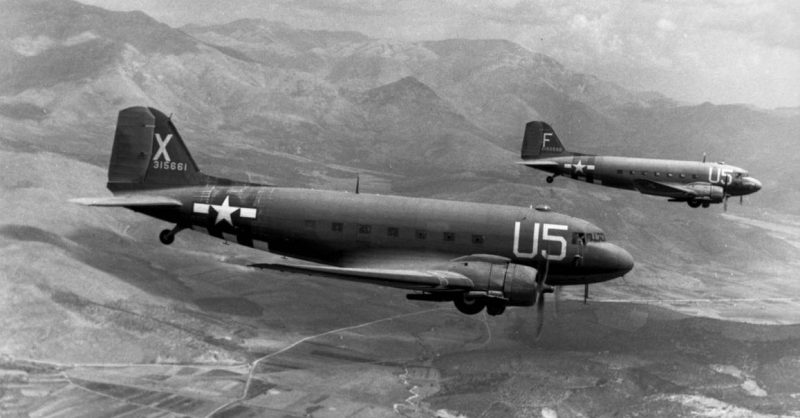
[654,172,661,177]
[617,169,623,174]
[692,174,698,179]
[304,220,316,229]
[629,170,635,175]
[358,224,372,234]
[642,171,648,176]
[667,173,673,177]
[679,173,686,178]
[443,232,455,242]
[415,230,427,240]
[387,227,399,237]
[572,232,586,245]
[471,234,485,244]
[331,222,343,232]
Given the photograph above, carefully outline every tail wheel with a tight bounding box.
[454,294,486,315]
[546,176,554,184]
[702,202,710,208]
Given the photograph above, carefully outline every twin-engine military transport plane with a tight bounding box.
[519,122,762,210]
[73,107,633,330]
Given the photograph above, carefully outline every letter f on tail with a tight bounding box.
[521,121,567,159]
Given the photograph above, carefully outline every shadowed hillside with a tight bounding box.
[1,1,799,416]
[0,0,796,291]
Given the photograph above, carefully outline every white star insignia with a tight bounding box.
[573,160,585,174]
[210,196,239,225]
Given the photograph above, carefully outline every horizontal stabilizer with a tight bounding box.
[69,195,182,207]
[252,259,474,291]
[517,160,560,167]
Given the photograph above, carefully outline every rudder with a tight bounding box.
[521,121,567,159]
[107,106,202,192]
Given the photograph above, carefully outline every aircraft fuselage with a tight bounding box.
[133,186,632,286]
[532,155,761,201]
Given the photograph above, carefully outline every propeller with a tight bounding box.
[535,253,552,338]
[553,286,562,317]
[722,172,732,212]
[702,152,707,163]
[355,173,360,194]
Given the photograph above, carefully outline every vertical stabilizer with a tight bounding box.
[521,121,568,159]
[107,106,203,192]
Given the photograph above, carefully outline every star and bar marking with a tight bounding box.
[563,159,595,175]
[193,196,257,225]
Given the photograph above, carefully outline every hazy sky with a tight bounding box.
[81,0,800,109]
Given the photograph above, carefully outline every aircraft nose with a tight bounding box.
[745,177,762,193]
[605,243,634,276]
[582,242,634,279]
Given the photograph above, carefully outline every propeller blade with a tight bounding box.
[702,152,707,163]
[554,286,562,317]
[583,283,589,304]
[535,290,545,338]
[543,255,550,285]
[355,174,360,194]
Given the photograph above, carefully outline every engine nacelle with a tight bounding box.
[447,260,538,306]
[686,183,724,202]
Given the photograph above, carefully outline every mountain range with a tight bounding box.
[0,0,798,312]
[2,1,799,415]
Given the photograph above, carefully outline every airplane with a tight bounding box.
[72,107,634,331]
[519,122,762,210]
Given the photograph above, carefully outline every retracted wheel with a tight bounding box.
[454,294,486,315]
[159,229,175,245]
[688,200,701,208]
[486,301,506,316]
[702,202,710,208]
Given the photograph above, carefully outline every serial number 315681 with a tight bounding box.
[153,160,188,171]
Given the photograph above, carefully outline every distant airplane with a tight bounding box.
[519,122,762,210]
[73,107,633,331]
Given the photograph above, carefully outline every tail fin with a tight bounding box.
[107,106,204,192]
[520,121,568,160]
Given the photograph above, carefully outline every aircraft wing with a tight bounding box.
[632,179,695,198]
[517,159,560,168]
[70,195,182,207]
[251,259,474,292]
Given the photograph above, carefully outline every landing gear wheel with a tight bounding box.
[688,200,701,208]
[159,229,175,245]
[702,202,710,208]
[454,294,486,315]
[486,301,506,316]
[546,176,554,184]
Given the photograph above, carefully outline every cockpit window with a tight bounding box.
[574,232,606,244]
[589,232,605,242]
